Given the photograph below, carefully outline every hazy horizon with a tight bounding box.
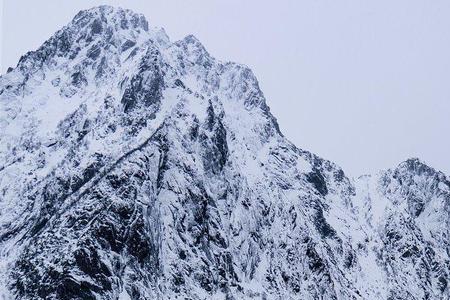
[2,0,449,176]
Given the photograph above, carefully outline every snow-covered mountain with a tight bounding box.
[0,6,448,300]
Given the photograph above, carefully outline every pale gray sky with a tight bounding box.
[2,0,450,176]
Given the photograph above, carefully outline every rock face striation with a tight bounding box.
[0,6,448,300]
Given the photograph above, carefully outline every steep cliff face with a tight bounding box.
[0,6,448,300]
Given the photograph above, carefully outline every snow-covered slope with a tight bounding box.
[0,6,448,300]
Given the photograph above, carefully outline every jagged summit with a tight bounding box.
[14,6,158,75]
[394,157,448,179]
[387,157,450,204]
[73,5,149,27]
[0,6,448,300]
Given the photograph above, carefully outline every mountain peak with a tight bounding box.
[13,6,152,76]
[394,157,444,179]
[1,6,449,300]
[72,5,149,33]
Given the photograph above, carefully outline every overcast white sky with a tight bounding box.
[1,0,450,176]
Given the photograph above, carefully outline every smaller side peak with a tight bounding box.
[396,157,433,174]
[390,157,449,183]
[380,158,450,219]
